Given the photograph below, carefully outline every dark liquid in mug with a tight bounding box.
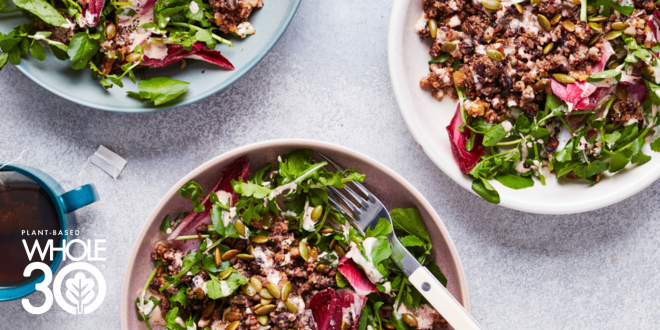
[0,182,61,287]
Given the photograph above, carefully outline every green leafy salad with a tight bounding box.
[135,150,449,330]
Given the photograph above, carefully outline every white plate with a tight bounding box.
[387,0,660,214]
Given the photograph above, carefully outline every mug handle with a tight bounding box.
[60,184,100,213]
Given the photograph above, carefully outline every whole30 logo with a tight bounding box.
[21,238,107,315]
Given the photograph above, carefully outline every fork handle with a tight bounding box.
[409,267,483,330]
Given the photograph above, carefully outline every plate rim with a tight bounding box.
[119,138,470,329]
[10,0,301,113]
[387,0,660,214]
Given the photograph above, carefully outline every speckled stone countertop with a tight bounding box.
[1,1,660,329]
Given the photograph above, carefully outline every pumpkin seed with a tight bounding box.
[568,0,580,4]
[251,276,263,291]
[533,79,550,91]
[248,244,255,255]
[234,219,246,236]
[237,253,254,260]
[543,43,554,55]
[255,304,276,315]
[258,316,269,326]
[538,14,551,32]
[281,281,292,300]
[611,22,629,30]
[588,33,601,46]
[588,16,608,22]
[589,22,602,32]
[333,244,345,258]
[262,213,274,230]
[252,235,269,244]
[267,283,281,299]
[642,65,655,76]
[329,239,337,250]
[530,0,540,6]
[195,287,204,299]
[514,3,523,13]
[553,73,576,83]
[604,30,622,40]
[320,228,334,235]
[115,49,124,63]
[441,42,456,53]
[260,288,274,299]
[341,322,349,330]
[550,13,561,25]
[224,311,240,322]
[285,299,299,313]
[125,52,141,63]
[316,264,326,273]
[487,49,505,61]
[403,313,419,327]
[429,18,438,38]
[586,4,597,14]
[261,298,272,305]
[616,84,628,100]
[242,283,257,296]
[222,249,239,260]
[299,241,309,261]
[202,301,215,318]
[481,0,501,10]
[214,247,222,267]
[562,20,575,32]
[384,324,394,330]
[219,267,233,280]
[381,304,394,312]
[311,205,323,221]
[105,23,117,39]
[227,321,240,330]
[608,61,619,70]
[309,248,318,261]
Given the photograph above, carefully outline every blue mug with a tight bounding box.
[0,164,99,301]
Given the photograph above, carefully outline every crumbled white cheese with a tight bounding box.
[236,22,256,38]
[345,238,384,284]
[302,206,316,232]
[188,1,199,14]
[502,120,512,132]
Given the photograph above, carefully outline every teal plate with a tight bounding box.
[0,0,300,112]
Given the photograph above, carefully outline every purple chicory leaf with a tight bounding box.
[446,104,485,174]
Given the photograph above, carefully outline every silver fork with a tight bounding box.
[318,152,483,330]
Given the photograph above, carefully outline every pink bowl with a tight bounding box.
[120,139,470,329]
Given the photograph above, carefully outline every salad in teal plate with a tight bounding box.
[0,0,300,112]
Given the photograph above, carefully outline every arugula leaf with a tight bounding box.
[608,151,629,173]
[13,0,68,27]
[390,208,431,245]
[482,124,507,147]
[206,270,247,299]
[128,77,190,106]
[67,33,99,70]
[366,218,392,238]
[178,181,205,212]
[399,236,425,247]
[49,44,69,60]
[336,272,349,288]
[515,114,532,133]
[203,254,229,274]
[632,152,652,165]
[165,307,185,330]
[426,261,448,287]
[471,178,500,204]
[603,131,621,144]
[0,0,7,10]
[232,178,273,199]
[596,0,633,16]
[494,173,534,189]
[160,215,172,232]
[0,52,8,70]
[555,139,574,162]
[29,41,46,61]
[169,289,188,309]
[370,238,392,266]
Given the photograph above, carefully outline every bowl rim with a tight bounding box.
[10,0,301,113]
[387,0,660,214]
[119,138,470,329]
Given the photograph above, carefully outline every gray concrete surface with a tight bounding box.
[1,1,660,329]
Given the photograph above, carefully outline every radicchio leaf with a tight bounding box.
[446,104,485,173]
[550,39,615,111]
[168,156,250,253]
[337,256,378,296]
[141,43,234,70]
[307,288,366,330]
[82,0,105,26]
